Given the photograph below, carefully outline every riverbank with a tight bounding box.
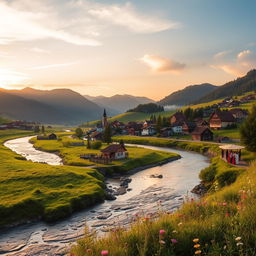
[70,138,256,256]
[0,135,209,256]
[0,131,180,229]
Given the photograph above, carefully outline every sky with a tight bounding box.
[0,0,256,100]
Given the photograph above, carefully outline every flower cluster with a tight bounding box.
[193,238,201,255]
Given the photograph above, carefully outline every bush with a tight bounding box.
[199,164,217,182]
[91,141,102,149]
[216,170,240,187]
[44,203,72,222]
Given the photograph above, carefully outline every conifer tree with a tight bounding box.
[103,125,112,144]
[240,105,256,152]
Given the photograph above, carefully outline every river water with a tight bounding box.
[1,137,209,256]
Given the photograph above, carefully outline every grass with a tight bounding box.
[84,110,176,127]
[30,135,180,173]
[0,116,10,124]
[70,137,256,256]
[0,130,105,227]
[213,128,240,140]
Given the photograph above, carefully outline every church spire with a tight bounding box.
[102,109,108,129]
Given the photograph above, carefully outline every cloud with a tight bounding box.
[212,49,256,76]
[140,54,185,73]
[30,62,78,70]
[30,47,50,54]
[0,1,179,46]
[88,2,179,34]
[214,50,231,59]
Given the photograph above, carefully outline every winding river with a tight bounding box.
[1,137,209,256]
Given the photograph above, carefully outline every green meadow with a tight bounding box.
[71,136,256,256]
[31,135,179,172]
[0,131,179,227]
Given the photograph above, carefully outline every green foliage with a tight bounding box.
[240,105,256,152]
[216,170,241,187]
[75,127,84,139]
[34,125,40,133]
[41,125,45,134]
[103,125,112,144]
[127,103,164,113]
[199,165,217,183]
[156,115,163,134]
[91,141,102,149]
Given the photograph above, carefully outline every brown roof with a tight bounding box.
[101,144,127,153]
[211,110,235,122]
[191,126,213,135]
[229,108,248,115]
[171,112,187,121]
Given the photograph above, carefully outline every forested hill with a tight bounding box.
[158,83,217,106]
[194,69,256,104]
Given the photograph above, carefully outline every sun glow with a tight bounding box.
[0,68,29,89]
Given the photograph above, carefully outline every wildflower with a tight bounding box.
[225,212,230,217]
[194,244,200,248]
[235,237,242,241]
[101,250,109,256]
[193,238,200,243]
[86,249,93,253]
[159,229,166,235]
[159,240,166,245]
[171,238,178,244]
[172,230,177,233]
[236,242,244,246]
[178,222,183,226]
[223,245,227,250]
[222,202,227,206]
[195,250,202,255]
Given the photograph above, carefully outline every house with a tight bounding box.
[170,112,187,125]
[171,121,183,134]
[229,108,248,121]
[209,110,236,129]
[143,120,154,128]
[90,131,103,141]
[195,118,209,127]
[101,142,128,160]
[127,122,143,136]
[37,133,57,140]
[141,126,156,136]
[160,127,174,137]
[191,127,213,141]
[182,121,196,134]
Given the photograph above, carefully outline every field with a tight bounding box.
[71,136,256,256]
[0,130,179,227]
[0,130,105,227]
[31,135,179,173]
[84,109,176,127]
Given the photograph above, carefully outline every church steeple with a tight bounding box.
[102,109,108,129]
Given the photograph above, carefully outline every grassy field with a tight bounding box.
[71,136,256,256]
[0,130,105,227]
[0,116,10,124]
[84,110,176,127]
[31,135,179,173]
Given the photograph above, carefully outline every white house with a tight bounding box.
[141,126,156,136]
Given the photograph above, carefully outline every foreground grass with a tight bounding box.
[0,130,105,227]
[31,135,179,173]
[71,137,256,256]
[71,161,256,256]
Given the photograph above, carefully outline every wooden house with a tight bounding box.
[101,142,128,160]
[209,110,235,129]
[229,108,248,121]
[191,127,213,141]
[170,112,187,125]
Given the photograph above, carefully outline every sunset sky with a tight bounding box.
[0,0,256,100]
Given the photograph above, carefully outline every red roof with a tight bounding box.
[101,144,127,153]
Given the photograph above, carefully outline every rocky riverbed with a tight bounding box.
[1,139,210,256]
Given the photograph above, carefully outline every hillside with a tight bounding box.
[0,88,103,125]
[84,94,155,115]
[158,83,217,106]
[195,69,256,103]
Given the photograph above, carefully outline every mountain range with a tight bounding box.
[158,83,218,106]
[84,94,155,115]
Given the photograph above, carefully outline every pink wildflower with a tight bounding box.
[171,238,178,244]
[159,229,166,235]
[101,250,109,255]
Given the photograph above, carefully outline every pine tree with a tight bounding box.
[240,105,256,152]
[156,115,162,134]
[86,133,91,149]
[34,125,40,133]
[41,125,45,134]
[103,125,112,144]
[75,127,83,139]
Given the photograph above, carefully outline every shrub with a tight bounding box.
[91,141,102,149]
[216,170,241,187]
[199,164,217,182]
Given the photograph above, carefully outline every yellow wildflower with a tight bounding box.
[194,244,200,248]
[195,250,202,255]
[193,238,199,243]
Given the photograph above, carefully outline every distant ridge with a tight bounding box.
[84,94,155,115]
[0,87,103,124]
[158,83,217,106]
[194,70,256,104]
